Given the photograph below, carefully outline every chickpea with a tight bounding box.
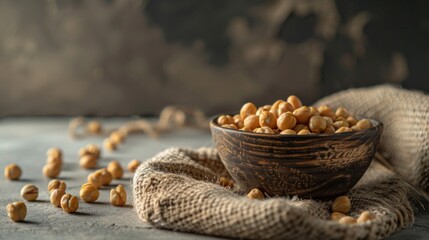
[277,112,297,130]
[103,138,117,151]
[351,125,361,131]
[96,168,113,186]
[79,148,91,158]
[4,164,22,180]
[43,163,61,178]
[253,126,275,134]
[86,144,101,158]
[48,179,66,194]
[332,196,351,214]
[333,121,350,129]
[247,188,264,200]
[6,202,26,222]
[335,127,353,133]
[297,129,311,135]
[309,107,320,116]
[46,156,62,166]
[127,160,141,173]
[256,105,272,116]
[217,115,234,125]
[47,148,62,159]
[336,116,346,122]
[110,131,125,145]
[269,108,279,119]
[221,124,238,130]
[234,118,244,129]
[233,114,241,121]
[293,124,309,132]
[331,212,346,221]
[357,211,376,223]
[80,183,100,203]
[244,115,260,130]
[280,129,297,135]
[240,102,257,120]
[322,126,336,134]
[21,184,38,201]
[110,184,127,206]
[87,172,102,188]
[309,115,327,133]
[335,107,349,118]
[287,95,302,110]
[271,100,285,112]
[50,189,65,207]
[240,127,253,132]
[323,116,334,127]
[61,194,79,213]
[318,105,335,120]
[293,106,312,124]
[107,161,124,179]
[219,177,234,188]
[79,155,97,169]
[338,216,357,224]
[86,120,102,134]
[346,116,358,126]
[277,102,294,116]
[259,111,277,129]
[356,119,373,130]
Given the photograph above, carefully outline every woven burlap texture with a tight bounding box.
[133,85,426,240]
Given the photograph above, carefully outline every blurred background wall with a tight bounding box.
[0,0,428,116]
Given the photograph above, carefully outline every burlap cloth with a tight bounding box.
[133,85,428,240]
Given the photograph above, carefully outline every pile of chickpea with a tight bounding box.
[217,95,373,135]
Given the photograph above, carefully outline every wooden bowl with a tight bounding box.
[210,116,383,199]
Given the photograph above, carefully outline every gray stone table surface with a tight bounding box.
[0,118,428,240]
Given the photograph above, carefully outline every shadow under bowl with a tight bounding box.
[210,116,383,199]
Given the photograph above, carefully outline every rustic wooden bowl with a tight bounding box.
[210,116,383,199]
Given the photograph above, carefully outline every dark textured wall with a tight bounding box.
[0,0,428,116]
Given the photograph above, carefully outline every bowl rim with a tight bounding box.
[210,114,382,138]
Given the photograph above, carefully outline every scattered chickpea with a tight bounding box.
[103,138,117,151]
[221,124,238,130]
[21,184,38,201]
[79,155,97,169]
[259,111,277,129]
[219,177,234,188]
[247,188,264,200]
[87,172,103,188]
[332,196,351,214]
[280,129,297,135]
[96,168,113,186]
[356,119,373,130]
[48,179,66,194]
[338,216,357,224]
[80,183,100,203]
[309,116,327,133]
[107,161,124,179]
[331,212,346,221]
[287,95,302,110]
[357,211,376,223]
[243,115,260,130]
[86,120,102,134]
[6,202,26,222]
[127,160,141,173]
[293,106,312,124]
[110,184,127,206]
[110,131,125,145]
[277,112,297,131]
[4,164,22,180]
[50,189,66,207]
[43,163,61,178]
[240,102,257,120]
[61,194,79,213]
[86,144,101,158]
[46,156,62,166]
[47,148,62,159]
